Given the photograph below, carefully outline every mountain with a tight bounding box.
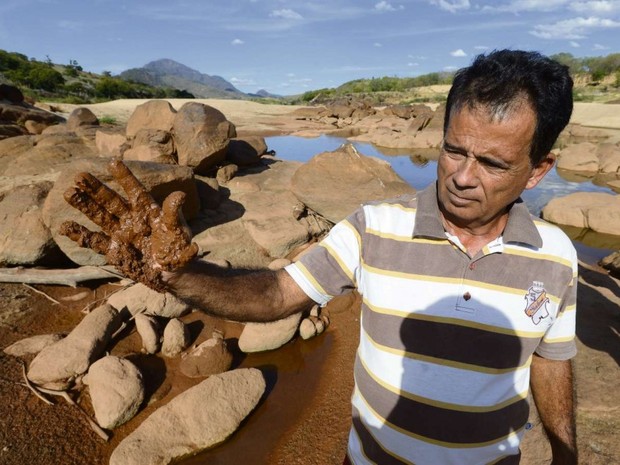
[248,89,282,99]
[120,59,246,99]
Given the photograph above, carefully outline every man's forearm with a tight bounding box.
[163,261,314,322]
[530,355,577,465]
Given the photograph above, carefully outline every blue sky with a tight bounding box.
[1,0,618,95]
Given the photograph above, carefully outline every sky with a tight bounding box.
[1,0,618,96]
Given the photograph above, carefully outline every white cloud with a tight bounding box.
[570,40,580,47]
[269,9,303,20]
[444,65,458,71]
[408,62,420,66]
[231,38,244,45]
[375,1,404,11]
[374,42,383,47]
[230,77,256,86]
[451,48,467,57]
[429,0,471,13]
[483,0,570,13]
[569,1,620,14]
[593,43,610,49]
[530,16,620,39]
[474,45,490,50]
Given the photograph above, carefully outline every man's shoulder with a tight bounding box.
[528,215,577,262]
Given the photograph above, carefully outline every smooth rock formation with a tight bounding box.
[179,332,233,378]
[291,143,416,223]
[172,102,236,175]
[3,333,64,357]
[542,192,620,236]
[238,312,302,353]
[84,355,144,429]
[161,318,191,357]
[124,128,176,164]
[107,283,190,318]
[227,137,267,166]
[600,250,620,278]
[126,100,176,137]
[597,143,620,174]
[66,107,99,130]
[27,304,122,389]
[95,129,128,158]
[0,180,66,266]
[134,313,161,354]
[109,368,266,465]
[557,142,600,172]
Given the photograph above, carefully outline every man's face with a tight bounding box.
[437,103,554,231]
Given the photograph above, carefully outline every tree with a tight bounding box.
[26,63,65,91]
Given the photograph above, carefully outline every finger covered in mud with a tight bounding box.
[59,221,111,255]
[63,186,120,233]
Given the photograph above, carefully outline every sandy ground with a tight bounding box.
[0,98,618,465]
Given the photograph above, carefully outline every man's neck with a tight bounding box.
[441,213,508,257]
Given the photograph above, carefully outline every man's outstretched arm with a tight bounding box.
[530,354,577,465]
[163,262,315,322]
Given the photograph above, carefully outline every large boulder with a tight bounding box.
[95,129,128,158]
[124,129,176,164]
[172,102,236,175]
[542,192,620,236]
[556,142,600,172]
[109,368,266,465]
[0,84,24,104]
[291,143,416,223]
[66,107,99,130]
[227,136,268,166]
[126,100,176,138]
[27,304,122,389]
[0,99,65,140]
[42,159,199,266]
[0,178,66,266]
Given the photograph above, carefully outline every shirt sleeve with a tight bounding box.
[535,251,578,361]
[285,207,366,305]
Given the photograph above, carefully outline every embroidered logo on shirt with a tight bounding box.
[524,281,549,325]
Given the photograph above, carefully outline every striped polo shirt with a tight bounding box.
[285,183,577,465]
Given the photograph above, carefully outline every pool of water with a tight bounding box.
[266,134,620,260]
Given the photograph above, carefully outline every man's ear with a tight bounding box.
[526,152,556,190]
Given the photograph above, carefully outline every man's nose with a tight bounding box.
[453,157,479,188]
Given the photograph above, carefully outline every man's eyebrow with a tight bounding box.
[443,141,511,168]
[442,141,464,152]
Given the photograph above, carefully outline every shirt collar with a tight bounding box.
[412,182,543,248]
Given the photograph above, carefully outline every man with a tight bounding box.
[62,50,577,464]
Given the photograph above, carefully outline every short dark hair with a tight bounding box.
[444,49,573,165]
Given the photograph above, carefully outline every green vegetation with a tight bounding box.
[0,49,195,103]
[2,48,619,106]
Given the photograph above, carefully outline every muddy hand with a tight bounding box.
[60,159,198,291]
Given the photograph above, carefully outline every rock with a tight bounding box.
[0,123,28,140]
[24,119,47,135]
[172,102,236,175]
[107,283,190,318]
[3,333,64,357]
[134,313,161,354]
[161,318,191,357]
[179,332,233,378]
[126,100,176,138]
[42,159,199,266]
[27,304,122,389]
[268,258,292,270]
[194,175,221,210]
[216,164,238,184]
[95,129,128,158]
[0,84,24,103]
[597,143,620,174]
[0,180,67,266]
[542,192,620,236]
[600,250,620,278]
[0,100,64,137]
[84,356,144,429]
[67,107,99,130]
[109,368,265,465]
[291,143,416,223]
[227,137,268,166]
[557,142,600,172]
[124,129,176,164]
[238,312,302,353]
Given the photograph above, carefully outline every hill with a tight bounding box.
[120,59,246,99]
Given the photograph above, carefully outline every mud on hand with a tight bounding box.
[59,159,199,292]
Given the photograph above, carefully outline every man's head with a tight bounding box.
[444,50,573,166]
